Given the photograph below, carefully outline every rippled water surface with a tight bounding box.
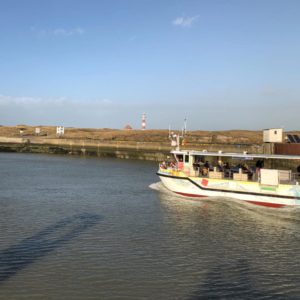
[0,153,299,299]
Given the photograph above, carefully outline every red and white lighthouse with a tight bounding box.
[141,113,146,130]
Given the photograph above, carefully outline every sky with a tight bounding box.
[0,0,300,130]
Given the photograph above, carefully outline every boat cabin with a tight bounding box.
[168,150,300,184]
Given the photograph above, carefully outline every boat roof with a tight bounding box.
[171,150,300,160]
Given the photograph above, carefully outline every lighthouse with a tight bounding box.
[141,113,146,130]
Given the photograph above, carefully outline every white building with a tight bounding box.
[263,128,283,143]
[56,126,64,137]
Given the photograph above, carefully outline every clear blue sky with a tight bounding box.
[0,0,299,130]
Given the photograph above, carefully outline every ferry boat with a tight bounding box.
[157,148,300,208]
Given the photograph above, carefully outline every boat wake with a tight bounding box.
[149,181,164,191]
[149,181,200,199]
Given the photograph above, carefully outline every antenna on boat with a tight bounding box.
[183,117,187,136]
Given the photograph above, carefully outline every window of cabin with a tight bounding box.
[177,155,183,162]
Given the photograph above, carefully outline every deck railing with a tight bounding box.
[159,163,300,185]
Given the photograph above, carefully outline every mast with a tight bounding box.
[169,118,187,151]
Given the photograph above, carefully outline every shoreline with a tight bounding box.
[1,125,298,162]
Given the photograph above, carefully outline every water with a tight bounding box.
[0,153,299,299]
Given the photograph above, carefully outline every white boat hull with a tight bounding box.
[157,171,300,208]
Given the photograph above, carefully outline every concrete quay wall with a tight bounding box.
[0,136,262,161]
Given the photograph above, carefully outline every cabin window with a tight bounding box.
[185,155,189,163]
[177,155,183,162]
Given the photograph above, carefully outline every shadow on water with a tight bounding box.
[188,258,267,300]
[0,213,102,283]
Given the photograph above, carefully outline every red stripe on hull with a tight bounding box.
[174,192,288,208]
[175,191,207,198]
[245,200,286,208]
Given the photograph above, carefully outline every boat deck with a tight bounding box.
[159,166,300,186]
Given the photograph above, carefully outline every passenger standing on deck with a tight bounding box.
[202,161,210,176]
[255,160,264,180]
[217,160,224,172]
